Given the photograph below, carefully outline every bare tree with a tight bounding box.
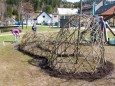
[22,2,34,28]
[0,0,6,22]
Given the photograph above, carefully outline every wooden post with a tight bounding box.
[19,1,21,24]
[113,17,114,27]
[76,0,82,63]
[78,0,82,44]
[20,0,23,29]
[77,0,82,47]
[80,0,82,15]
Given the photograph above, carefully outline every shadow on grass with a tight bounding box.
[19,49,114,82]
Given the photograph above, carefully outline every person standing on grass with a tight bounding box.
[11,29,22,42]
[32,23,37,32]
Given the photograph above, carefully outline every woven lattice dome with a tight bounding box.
[19,15,106,74]
[46,15,106,73]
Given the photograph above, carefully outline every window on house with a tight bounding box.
[54,15,57,17]
[43,15,45,18]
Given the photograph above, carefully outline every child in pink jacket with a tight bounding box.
[11,29,21,42]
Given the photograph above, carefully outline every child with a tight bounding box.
[32,23,37,31]
[11,29,21,42]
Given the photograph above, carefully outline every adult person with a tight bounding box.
[99,16,105,32]
[99,16,107,43]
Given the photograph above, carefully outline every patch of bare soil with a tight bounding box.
[19,30,115,86]
[24,45,115,86]
[0,44,115,86]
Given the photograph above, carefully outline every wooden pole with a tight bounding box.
[113,17,114,27]
[80,0,82,14]
[78,0,82,45]
[21,0,23,29]
[19,1,21,23]
[78,0,82,43]
[76,0,82,63]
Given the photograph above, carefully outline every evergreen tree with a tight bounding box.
[74,2,80,8]
[44,5,53,13]
[6,0,20,18]
[4,0,78,15]
[6,0,19,5]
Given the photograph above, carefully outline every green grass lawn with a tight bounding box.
[0,25,60,34]
[21,25,60,33]
[0,26,60,44]
[0,35,14,43]
[108,32,115,38]
[0,26,115,44]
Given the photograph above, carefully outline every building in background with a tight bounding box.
[23,13,39,25]
[51,13,59,26]
[82,0,115,26]
[99,6,115,27]
[82,0,115,15]
[36,12,52,25]
[57,8,78,28]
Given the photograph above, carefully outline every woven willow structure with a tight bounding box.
[46,15,106,73]
[19,14,106,74]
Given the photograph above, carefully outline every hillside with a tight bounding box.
[0,0,80,21]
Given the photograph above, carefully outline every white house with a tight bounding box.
[57,8,78,19]
[5,18,17,25]
[36,12,52,25]
[51,13,59,25]
[23,13,39,25]
[22,12,58,25]
[23,19,35,25]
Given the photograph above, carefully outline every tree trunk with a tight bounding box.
[0,0,6,22]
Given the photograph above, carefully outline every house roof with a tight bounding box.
[5,18,16,22]
[36,12,52,19]
[57,8,78,15]
[30,13,39,19]
[100,6,115,16]
[96,2,115,14]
